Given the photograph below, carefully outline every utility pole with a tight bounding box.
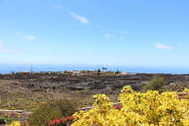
[30,65,33,74]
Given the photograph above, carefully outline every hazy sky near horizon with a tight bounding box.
[0,0,189,67]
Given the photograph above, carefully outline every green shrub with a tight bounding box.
[142,76,166,91]
[29,99,77,126]
[0,117,13,125]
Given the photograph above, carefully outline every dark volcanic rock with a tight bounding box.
[1,73,189,92]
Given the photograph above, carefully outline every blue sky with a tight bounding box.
[0,0,189,67]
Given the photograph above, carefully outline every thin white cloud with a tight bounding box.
[70,12,89,24]
[24,35,36,41]
[155,43,174,49]
[16,32,37,41]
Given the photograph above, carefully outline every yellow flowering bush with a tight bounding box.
[6,121,21,126]
[71,86,189,126]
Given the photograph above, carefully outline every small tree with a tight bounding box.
[97,69,101,76]
[115,70,121,74]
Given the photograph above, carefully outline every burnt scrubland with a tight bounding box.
[1,71,189,125]
[0,71,189,111]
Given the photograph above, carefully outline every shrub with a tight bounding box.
[71,86,189,126]
[29,99,77,126]
[0,118,6,125]
[0,117,14,125]
[142,76,166,91]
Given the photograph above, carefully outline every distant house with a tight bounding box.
[19,72,31,75]
[120,72,129,75]
[120,72,136,75]
[71,70,81,76]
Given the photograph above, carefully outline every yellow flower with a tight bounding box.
[6,121,21,126]
[71,87,189,126]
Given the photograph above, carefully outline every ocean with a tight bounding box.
[0,64,188,74]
